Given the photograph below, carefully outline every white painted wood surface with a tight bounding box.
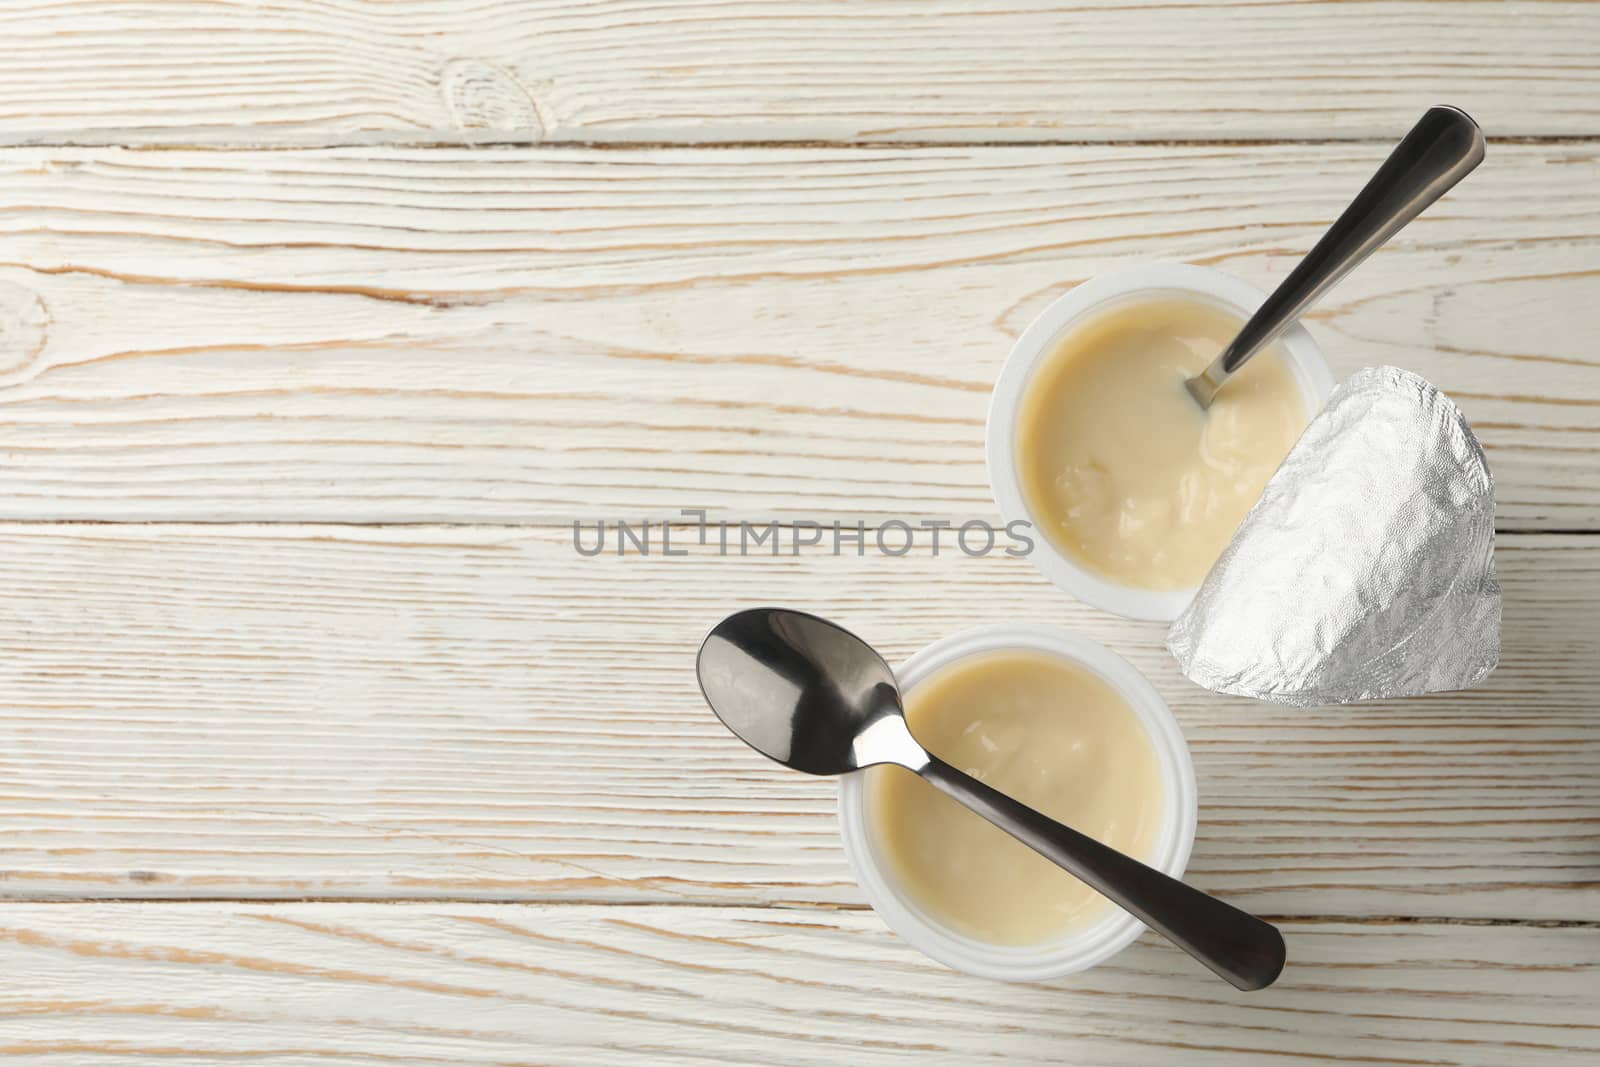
[0,1,1597,145]
[0,143,1594,526]
[2,904,1595,1066]
[2,0,1598,1061]
[0,526,1595,922]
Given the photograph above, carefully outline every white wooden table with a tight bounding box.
[1,3,1597,1063]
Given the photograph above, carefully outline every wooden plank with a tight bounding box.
[0,144,1594,527]
[0,525,1593,918]
[0,2,1597,145]
[0,903,1594,1065]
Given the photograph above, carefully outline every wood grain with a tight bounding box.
[0,144,1594,526]
[0,903,1594,1065]
[0,524,1593,917]
[3,3,1595,1055]
[0,2,1597,145]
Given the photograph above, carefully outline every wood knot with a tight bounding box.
[0,281,48,376]
[440,58,544,142]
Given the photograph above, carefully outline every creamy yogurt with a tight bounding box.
[867,648,1164,945]
[1016,294,1308,591]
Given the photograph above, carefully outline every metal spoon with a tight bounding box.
[1185,105,1485,409]
[696,607,1286,990]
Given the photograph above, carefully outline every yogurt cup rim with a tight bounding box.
[836,622,1199,983]
[985,263,1337,621]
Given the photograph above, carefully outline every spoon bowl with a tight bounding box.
[697,607,926,775]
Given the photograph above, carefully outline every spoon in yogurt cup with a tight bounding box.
[696,606,1286,990]
[1185,105,1484,409]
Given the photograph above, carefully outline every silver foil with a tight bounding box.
[1167,366,1500,706]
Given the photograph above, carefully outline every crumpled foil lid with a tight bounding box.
[1167,366,1500,706]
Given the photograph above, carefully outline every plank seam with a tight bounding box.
[0,136,1596,152]
[0,520,1590,536]
[1,898,1595,928]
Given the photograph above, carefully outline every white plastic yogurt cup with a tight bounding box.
[837,623,1197,983]
[986,264,1337,621]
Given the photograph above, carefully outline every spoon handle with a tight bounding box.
[1188,105,1484,406]
[919,754,1285,991]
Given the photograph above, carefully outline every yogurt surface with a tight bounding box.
[1016,294,1308,590]
[867,649,1163,946]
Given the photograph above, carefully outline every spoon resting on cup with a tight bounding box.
[1185,105,1484,409]
[696,607,1285,990]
